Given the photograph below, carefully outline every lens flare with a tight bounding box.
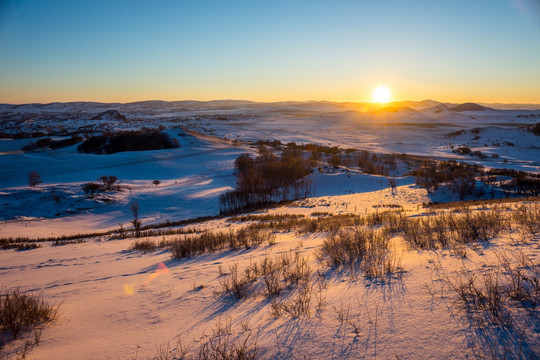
[123,284,135,296]
[123,262,169,295]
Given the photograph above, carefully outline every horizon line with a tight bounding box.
[3,98,540,107]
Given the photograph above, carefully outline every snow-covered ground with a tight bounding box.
[0,100,539,359]
[1,192,538,359]
[0,129,248,237]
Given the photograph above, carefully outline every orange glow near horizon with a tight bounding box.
[3,83,540,105]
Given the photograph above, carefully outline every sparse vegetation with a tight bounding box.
[0,240,40,250]
[169,228,275,259]
[129,239,158,253]
[148,319,259,360]
[5,133,540,359]
[401,208,508,249]
[320,228,401,278]
[218,250,315,319]
[0,288,58,347]
[445,255,539,359]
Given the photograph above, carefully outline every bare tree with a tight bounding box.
[152,179,161,187]
[388,178,397,195]
[99,175,118,191]
[28,172,42,187]
[82,183,100,197]
[130,201,141,237]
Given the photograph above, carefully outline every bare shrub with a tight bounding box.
[0,288,58,344]
[498,251,540,309]
[511,204,540,242]
[169,229,275,260]
[401,217,435,249]
[228,213,305,223]
[333,303,362,335]
[129,239,157,253]
[147,319,258,359]
[277,281,313,318]
[218,264,254,299]
[446,259,539,359]
[451,210,507,243]
[217,251,314,319]
[260,256,283,296]
[236,228,271,249]
[82,182,101,197]
[296,214,367,235]
[258,252,312,297]
[0,240,40,250]
[98,175,118,191]
[195,330,258,360]
[320,228,399,278]
[401,208,509,250]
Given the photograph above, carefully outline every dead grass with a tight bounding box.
[401,208,510,250]
[169,229,275,260]
[129,239,158,253]
[0,288,58,347]
[320,227,402,278]
[146,318,259,360]
[444,252,539,359]
[218,250,312,300]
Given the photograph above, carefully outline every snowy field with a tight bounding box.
[0,100,539,359]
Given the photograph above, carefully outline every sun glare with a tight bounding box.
[371,85,392,103]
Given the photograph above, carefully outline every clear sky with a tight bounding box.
[1,0,539,104]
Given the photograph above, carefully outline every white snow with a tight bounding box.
[0,100,539,359]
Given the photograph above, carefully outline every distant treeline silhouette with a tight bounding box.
[21,134,83,152]
[78,130,179,154]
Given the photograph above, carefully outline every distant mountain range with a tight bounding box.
[1,99,540,112]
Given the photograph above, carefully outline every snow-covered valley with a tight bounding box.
[0,100,539,359]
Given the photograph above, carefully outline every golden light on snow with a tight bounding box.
[371,85,392,103]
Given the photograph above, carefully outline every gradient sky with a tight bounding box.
[1,0,539,104]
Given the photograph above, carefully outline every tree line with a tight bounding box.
[219,146,312,214]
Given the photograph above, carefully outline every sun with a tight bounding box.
[371,85,392,103]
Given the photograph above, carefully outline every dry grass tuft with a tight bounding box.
[320,227,402,278]
[0,288,58,347]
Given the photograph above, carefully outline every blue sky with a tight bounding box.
[1,0,539,103]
